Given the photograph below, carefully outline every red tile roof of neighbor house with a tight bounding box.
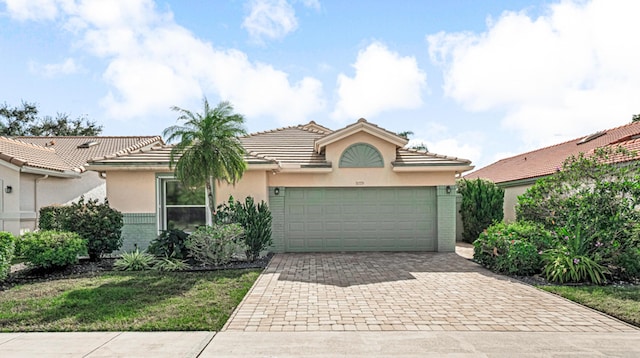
[1,136,163,175]
[87,120,473,170]
[465,121,640,184]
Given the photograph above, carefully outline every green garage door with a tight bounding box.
[283,187,437,252]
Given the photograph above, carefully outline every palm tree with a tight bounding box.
[163,98,247,215]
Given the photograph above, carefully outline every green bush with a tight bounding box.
[147,229,190,259]
[114,250,156,271]
[19,231,87,269]
[0,232,16,281]
[516,148,640,281]
[39,197,124,261]
[187,224,245,266]
[214,196,272,261]
[37,206,69,231]
[473,221,553,276]
[458,179,504,243]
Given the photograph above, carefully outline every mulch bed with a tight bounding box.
[1,253,273,291]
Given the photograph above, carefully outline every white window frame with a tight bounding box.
[156,174,211,233]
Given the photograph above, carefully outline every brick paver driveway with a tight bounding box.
[225,252,636,333]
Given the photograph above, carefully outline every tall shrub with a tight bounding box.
[214,196,272,261]
[458,179,505,243]
[39,197,124,261]
[516,148,640,280]
[0,232,16,281]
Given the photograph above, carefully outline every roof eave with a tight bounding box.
[21,166,81,178]
[392,164,475,173]
[277,167,333,173]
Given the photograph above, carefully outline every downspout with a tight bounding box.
[34,175,49,230]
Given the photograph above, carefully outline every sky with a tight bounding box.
[1,0,639,169]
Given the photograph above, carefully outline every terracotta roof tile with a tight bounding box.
[466,121,640,183]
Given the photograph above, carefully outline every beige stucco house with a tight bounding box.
[0,136,163,235]
[87,119,474,253]
[466,121,640,221]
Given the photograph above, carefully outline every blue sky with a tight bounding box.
[1,0,638,169]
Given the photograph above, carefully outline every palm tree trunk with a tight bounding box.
[206,179,216,217]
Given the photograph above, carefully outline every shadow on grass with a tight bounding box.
[0,270,254,331]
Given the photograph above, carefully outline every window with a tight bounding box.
[161,179,207,232]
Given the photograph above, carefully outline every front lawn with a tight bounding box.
[539,285,640,327]
[0,269,260,331]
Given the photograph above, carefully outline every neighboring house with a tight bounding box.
[465,121,640,222]
[87,119,474,253]
[0,136,163,235]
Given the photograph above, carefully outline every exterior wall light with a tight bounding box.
[5,185,12,194]
[274,187,280,195]
[446,185,451,194]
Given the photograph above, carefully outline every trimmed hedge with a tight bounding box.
[19,231,87,269]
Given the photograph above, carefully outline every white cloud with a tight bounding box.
[242,0,298,43]
[5,0,325,124]
[3,0,61,21]
[428,0,640,149]
[427,138,481,164]
[332,42,427,121]
[29,58,81,77]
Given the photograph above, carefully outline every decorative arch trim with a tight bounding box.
[339,143,384,168]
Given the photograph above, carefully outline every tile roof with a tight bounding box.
[241,124,330,167]
[88,143,276,168]
[393,148,472,167]
[465,121,640,183]
[0,136,163,175]
[88,120,473,171]
[0,137,72,173]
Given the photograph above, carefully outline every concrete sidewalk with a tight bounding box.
[1,331,640,357]
[0,331,214,358]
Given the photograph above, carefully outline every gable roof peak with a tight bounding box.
[314,119,408,152]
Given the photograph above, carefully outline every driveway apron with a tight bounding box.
[224,252,636,333]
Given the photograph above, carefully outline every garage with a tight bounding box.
[278,187,437,252]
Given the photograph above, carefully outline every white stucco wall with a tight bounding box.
[17,171,107,233]
[0,163,22,234]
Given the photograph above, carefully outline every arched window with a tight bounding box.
[339,143,384,168]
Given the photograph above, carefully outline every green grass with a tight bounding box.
[539,285,640,327]
[0,269,260,331]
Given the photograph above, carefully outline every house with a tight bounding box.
[0,136,163,235]
[87,119,474,253]
[465,121,640,222]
